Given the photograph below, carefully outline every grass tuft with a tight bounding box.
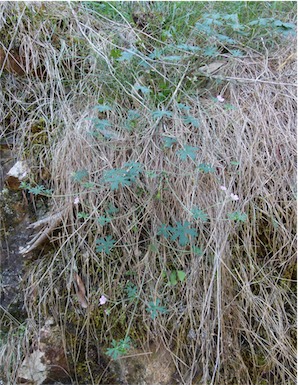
[0,2,296,384]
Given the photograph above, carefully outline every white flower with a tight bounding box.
[99,295,107,305]
[216,95,225,103]
[230,193,239,201]
[74,197,80,205]
[220,185,227,191]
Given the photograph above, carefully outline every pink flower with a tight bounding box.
[230,193,239,201]
[74,197,80,205]
[220,185,227,191]
[99,295,107,305]
[216,95,225,103]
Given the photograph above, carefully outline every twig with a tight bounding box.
[19,209,67,255]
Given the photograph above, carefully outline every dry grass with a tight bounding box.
[0,2,296,385]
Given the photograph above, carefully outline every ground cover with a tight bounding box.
[0,2,296,384]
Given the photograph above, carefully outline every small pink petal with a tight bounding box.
[216,95,225,103]
[99,295,107,305]
[230,193,239,201]
[220,185,227,191]
[74,197,80,205]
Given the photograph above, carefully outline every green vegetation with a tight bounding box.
[0,1,296,385]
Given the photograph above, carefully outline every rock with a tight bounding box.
[6,161,30,190]
[17,318,70,384]
[112,344,177,385]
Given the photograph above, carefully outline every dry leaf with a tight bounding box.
[73,272,88,308]
[198,60,227,75]
[0,47,26,76]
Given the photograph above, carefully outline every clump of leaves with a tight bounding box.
[20,182,53,197]
[182,115,200,128]
[97,216,111,226]
[125,109,141,131]
[198,163,215,173]
[106,337,132,360]
[158,221,197,246]
[146,299,168,319]
[162,136,177,148]
[72,169,89,183]
[151,110,173,119]
[77,212,89,220]
[96,236,115,255]
[191,207,209,223]
[106,203,119,216]
[102,162,143,190]
[94,103,112,112]
[177,145,198,161]
[125,282,138,301]
[228,211,248,222]
[169,270,187,286]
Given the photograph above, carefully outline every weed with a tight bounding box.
[106,337,132,360]
[146,299,168,320]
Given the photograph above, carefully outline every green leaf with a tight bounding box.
[134,85,150,95]
[78,212,89,219]
[177,270,186,282]
[198,163,215,173]
[204,46,220,57]
[96,236,115,254]
[102,162,143,190]
[117,49,137,62]
[127,109,141,120]
[28,185,43,195]
[248,18,274,27]
[230,49,244,57]
[177,145,198,161]
[110,48,122,59]
[162,55,181,61]
[168,221,197,246]
[192,246,203,256]
[177,103,191,111]
[216,33,235,44]
[182,115,200,128]
[72,169,89,182]
[91,118,120,139]
[82,181,95,189]
[224,103,237,111]
[148,48,162,59]
[230,160,240,166]
[125,110,141,131]
[106,337,131,360]
[145,170,158,179]
[27,184,53,196]
[92,118,111,129]
[227,211,247,222]
[176,44,201,52]
[191,207,209,223]
[97,216,111,226]
[106,203,119,215]
[94,104,112,112]
[195,22,213,34]
[169,271,178,286]
[125,282,138,301]
[146,299,167,319]
[20,181,29,190]
[157,224,170,238]
[151,110,173,119]
[162,136,177,148]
